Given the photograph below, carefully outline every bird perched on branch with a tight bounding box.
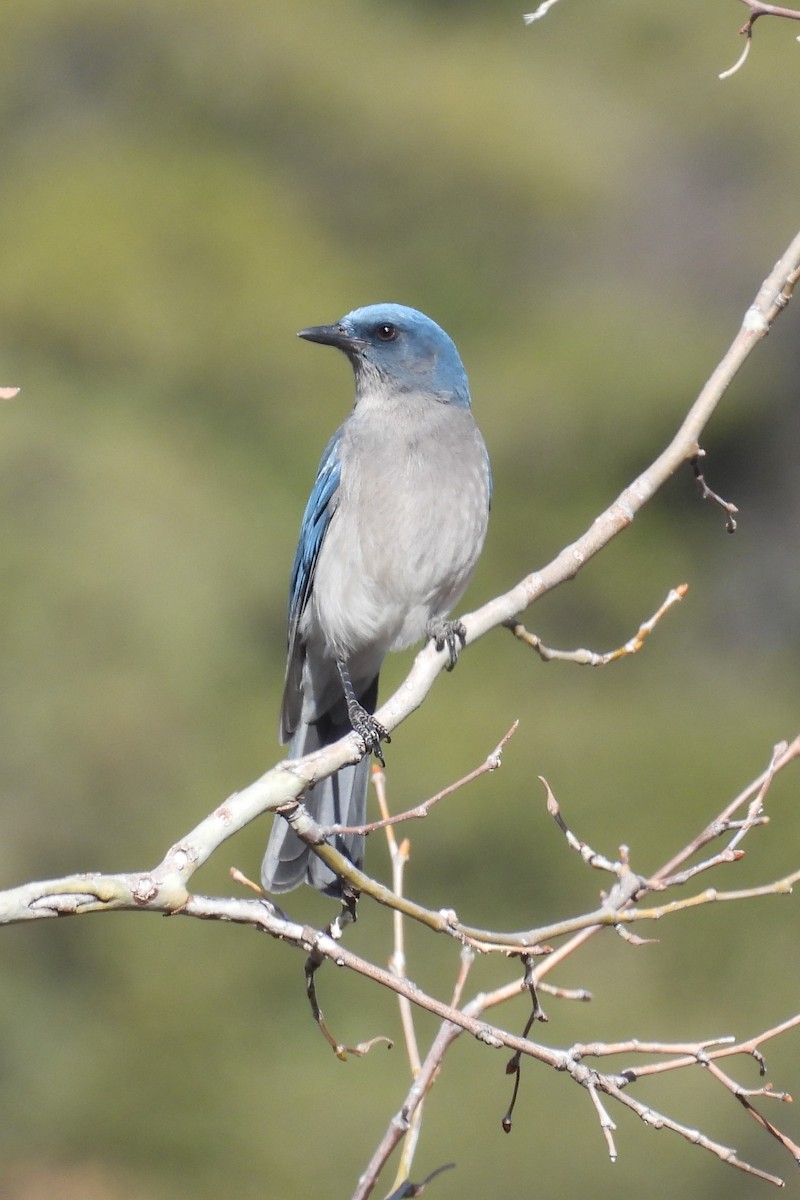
[261,303,491,896]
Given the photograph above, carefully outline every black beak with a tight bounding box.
[297,323,363,351]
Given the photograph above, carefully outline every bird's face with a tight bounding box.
[298,303,471,407]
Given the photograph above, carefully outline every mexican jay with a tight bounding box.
[261,303,491,895]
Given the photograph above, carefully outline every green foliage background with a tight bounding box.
[0,2,799,1197]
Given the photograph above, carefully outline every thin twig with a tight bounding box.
[598,1073,786,1187]
[587,1080,618,1162]
[352,953,480,1200]
[691,450,739,531]
[504,585,687,666]
[330,722,518,837]
[720,0,800,80]
[657,737,800,881]
[375,766,423,1192]
[374,767,420,1074]
[522,0,563,23]
[525,736,800,986]
[619,1013,800,1082]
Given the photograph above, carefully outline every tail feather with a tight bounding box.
[262,676,378,897]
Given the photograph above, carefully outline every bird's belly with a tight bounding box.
[309,458,488,658]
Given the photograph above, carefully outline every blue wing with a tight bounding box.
[280,430,342,741]
[287,428,342,643]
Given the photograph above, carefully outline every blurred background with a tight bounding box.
[1,1,799,1197]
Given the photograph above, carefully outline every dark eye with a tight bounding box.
[374,323,398,341]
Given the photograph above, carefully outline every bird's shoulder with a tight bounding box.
[287,428,343,633]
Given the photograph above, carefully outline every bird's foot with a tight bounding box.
[426,618,467,671]
[347,700,391,767]
[336,657,390,764]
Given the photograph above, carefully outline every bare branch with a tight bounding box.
[657,736,800,880]
[505,584,687,666]
[543,778,638,875]
[719,34,753,78]
[330,721,518,837]
[598,1073,786,1186]
[619,1014,800,1083]
[522,0,563,23]
[691,450,739,531]
[587,1080,619,1162]
[379,769,424,1190]
[353,732,800,1195]
[721,0,800,79]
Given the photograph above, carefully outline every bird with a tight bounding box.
[261,303,492,896]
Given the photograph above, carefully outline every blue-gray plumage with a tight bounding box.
[261,303,491,895]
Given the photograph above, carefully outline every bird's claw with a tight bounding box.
[426,618,467,671]
[347,702,391,767]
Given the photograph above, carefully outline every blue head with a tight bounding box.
[298,303,471,408]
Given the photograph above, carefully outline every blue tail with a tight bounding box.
[261,677,378,896]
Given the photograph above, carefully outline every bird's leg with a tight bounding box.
[336,659,391,766]
[425,617,467,671]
